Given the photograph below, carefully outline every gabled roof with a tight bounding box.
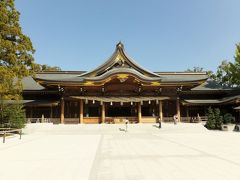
[22,77,45,91]
[191,80,234,91]
[158,73,208,83]
[83,68,161,82]
[32,42,208,87]
[182,95,240,105]
[3,100,59,106]
[79,42,161,78]
[30,72,208,88]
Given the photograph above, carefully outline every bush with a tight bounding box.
[205,107,223,130]
[214,108,223,130]
[205,107,216,129]
[0,103,26,129]
[223,113,235,124]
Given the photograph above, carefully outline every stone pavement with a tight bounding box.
[0,123,240,180]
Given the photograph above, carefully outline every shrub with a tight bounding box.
[205,107,216,129]
[214,108,223,130]
[205,107,223,130]
[0,103,26,129]
[223,113,235,124]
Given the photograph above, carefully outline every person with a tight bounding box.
[173,114,178,125]
[158,116,161,128]
[125,119,129,132]
[41,114,44,123]
[197,113,201,122]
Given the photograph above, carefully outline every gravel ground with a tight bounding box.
[0,123,240,180]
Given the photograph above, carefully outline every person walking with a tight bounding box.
[158,116,162,128]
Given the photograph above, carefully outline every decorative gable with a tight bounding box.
[79,42,161,78]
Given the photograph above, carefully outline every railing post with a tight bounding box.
[79,99,83,124]
[19,129,22,140]
[3,132,6,143]
[186,107,190,122]
[176,98,181,122]
[101,102,105,124]
[60,97,64,124]
[159,100,163,122]
[138,102,142,123]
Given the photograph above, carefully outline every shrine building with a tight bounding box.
[21,42,240,124]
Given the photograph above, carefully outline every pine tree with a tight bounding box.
[0,0,37,100]
[0,103,26,128]
[212,43,240,87]
[229,44,240,86]
[205,107,216,129]
[39,64,61,71]
[214,108,223,130]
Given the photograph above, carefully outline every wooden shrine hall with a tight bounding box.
[21,42,240,124]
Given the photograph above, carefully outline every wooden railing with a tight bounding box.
[26,116,208,124]
[83,117,100,124]
[105,117,138,124]
[64,118,79,124]
[27,118,51,123]
[162,117,173,122]
[163,116,208,123]
[27,118,60,124]
[0,128,22,143]
[182,116,208,123]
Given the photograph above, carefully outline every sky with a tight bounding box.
[15,0,240,72]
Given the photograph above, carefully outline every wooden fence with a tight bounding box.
[0,128,22,143]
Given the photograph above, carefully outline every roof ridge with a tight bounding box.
[155,72,208,75]
[37,71,86,74]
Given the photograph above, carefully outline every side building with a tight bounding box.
[22,42,240,124]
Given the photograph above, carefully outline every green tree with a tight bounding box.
[0,0,38,128]
[212,43,240,87]
[0,102,26,129]
[212,60,233,87]
[205,107,216,129]
[205,107,223,130]
[223,113,235,124]
[186,67,213,79]
[39,64,61,71]
[214,108,223,130]
[0,0,37,100]
[186,67,204,72]
[229,44,240,86]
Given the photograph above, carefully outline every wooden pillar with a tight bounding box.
[30,107,33,118]
[60,97,64,124]
[50,105,53,118]
[138,102,142,123]
[186,106,190,122]
[159,100,163,122]
[79,99,83,124]
[101,102,105,124]
[176,98,181,122]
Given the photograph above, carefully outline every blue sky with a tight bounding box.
[16,0,240,72]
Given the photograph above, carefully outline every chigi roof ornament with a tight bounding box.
[116,41,124,49]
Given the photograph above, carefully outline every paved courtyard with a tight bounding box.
[1,123,240,180]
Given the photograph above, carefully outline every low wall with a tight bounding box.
[64,118,79,124]
[105,117,138,124]
[141,117,157,123]
[51,118,60,124]
[83,117,100,124]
